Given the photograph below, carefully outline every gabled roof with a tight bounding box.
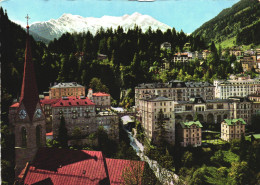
[223,118,246,125]
[180,121,203,128]
[52,96,95,107]
[93,92,110,97]
[18,148,145,185]
[20,148,109,185]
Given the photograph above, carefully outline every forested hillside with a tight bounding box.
[193,0,260,46]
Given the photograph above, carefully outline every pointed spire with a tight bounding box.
[19,14,40,121]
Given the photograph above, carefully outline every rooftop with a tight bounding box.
[93,92,110,97]
[52,96,95,107]
[51,82,84,89]
[180,121,203,128]
[252,134,260,140]
[136,80,214,89]
[18,148,145,185]
[223,118,246,125]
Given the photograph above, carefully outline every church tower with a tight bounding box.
[9,15,46,177]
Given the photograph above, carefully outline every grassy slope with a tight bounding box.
[193,0,260,48]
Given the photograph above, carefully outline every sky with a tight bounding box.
[1,0,240,33]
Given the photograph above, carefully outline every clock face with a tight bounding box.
[19,109,27,119]
[35,109,42,118]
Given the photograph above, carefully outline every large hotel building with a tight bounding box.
[214,76,260,99]
[136,80,259,145]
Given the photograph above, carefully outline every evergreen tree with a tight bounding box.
[155,110,167,154]
[58,116,68,148]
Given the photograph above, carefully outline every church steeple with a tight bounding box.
[19,14,39,121]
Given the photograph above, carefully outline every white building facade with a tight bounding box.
[214,78,260,99]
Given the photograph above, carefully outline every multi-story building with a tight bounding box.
[49,82,85,99]
[96,111,119,140]
[135,80,215,110]
[240,56,256,72]
[172,53,189,62]
[229,49,243,56]
[87,88,111,111]
[40,98,60,132]
[228,97,253,124]
[52,96,96,138]
[173,97,232,124]
[171,51,203,63]
[177,121,203,147]
[221,118,246,142]
[214,76,260,99]
[137,95,256,146]
[51,96,119,140]
[139,96,175,145]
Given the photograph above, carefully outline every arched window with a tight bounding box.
[36,125,42,147]
[21,127,27,148]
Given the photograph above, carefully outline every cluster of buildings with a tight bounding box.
[224,47,260,72]
[10,24,145,183]
[43,84,118,140]
[11,82,119,141]
[161,42,260,73]
[135,78,260,146]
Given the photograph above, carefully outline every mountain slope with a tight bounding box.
[192,0,260,47]
[29,12,171,41]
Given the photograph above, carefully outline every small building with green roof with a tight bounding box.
[251,134,260,142]
[177,121,203,147]
[221,118,246,142]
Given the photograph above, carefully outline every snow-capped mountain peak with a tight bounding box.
[29,12,171,41]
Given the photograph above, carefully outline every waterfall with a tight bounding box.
[124,127,178,185]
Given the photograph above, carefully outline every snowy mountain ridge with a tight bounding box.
[29,12,171,41]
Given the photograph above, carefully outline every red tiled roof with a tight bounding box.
[19,148,145,185]
[93,92,110,97]
[46,132,53,136]
[21,148,109,185]
[106,158,145,185]
[40,98,60,105]
[19,30,40,121]
[10,102,20,108]
[52,97,95,107]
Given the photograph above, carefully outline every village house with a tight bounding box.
[177,121,203,147]
[221,118,246,142]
